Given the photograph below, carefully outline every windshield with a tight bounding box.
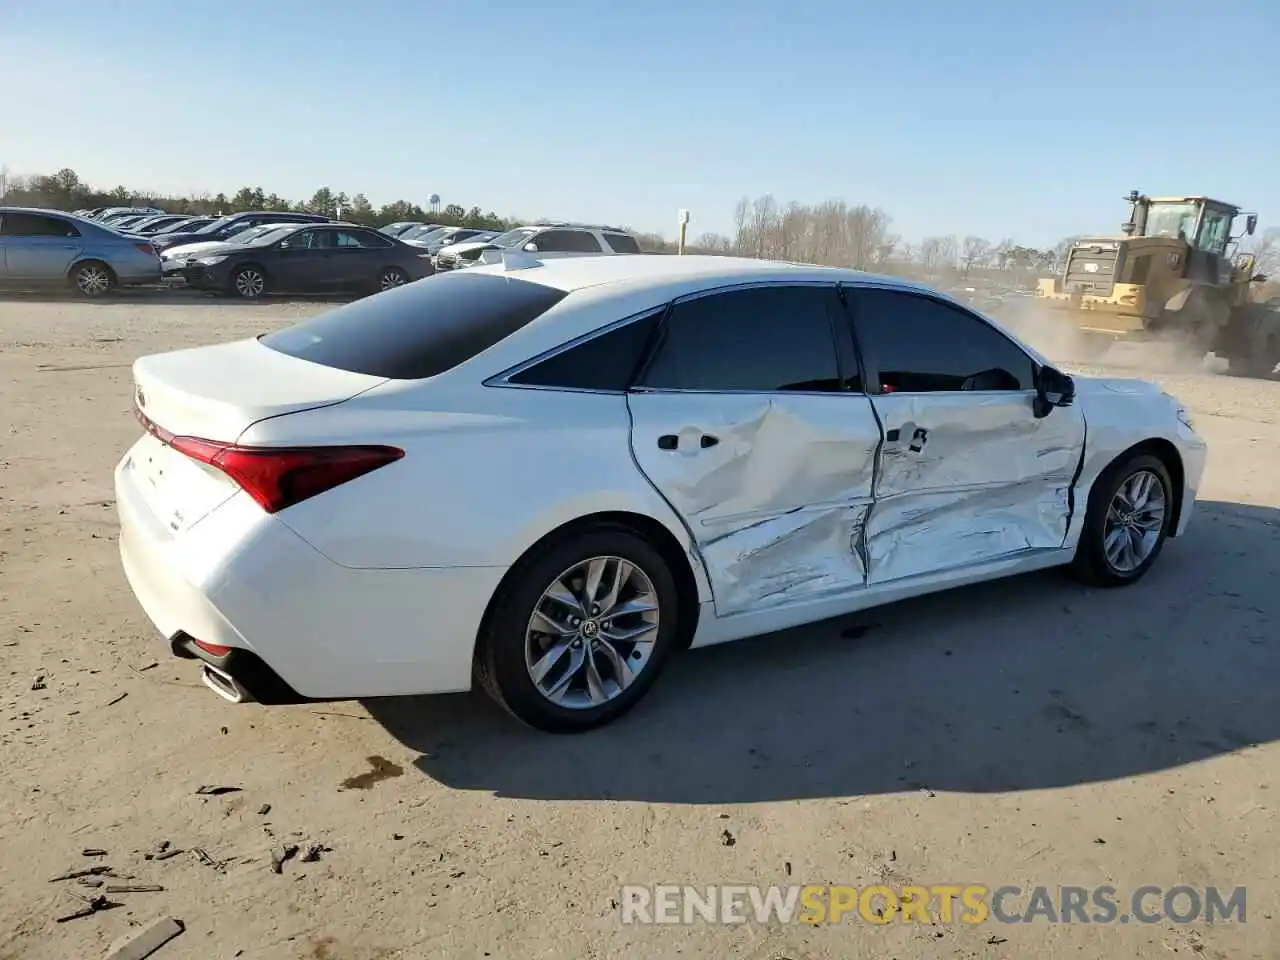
[489,228,536,248]
[225,223,274,243]
[194,216,235,235]
[403,226,451,243]
[155,218,198,234]
[1146,202,1199,241]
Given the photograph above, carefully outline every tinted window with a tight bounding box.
[638,286,841,392]
[534,230,602,253]
[604,233,641,254]
[261,271,570,379]
[2,213,79,237]
[508,312,661,391]
[852,288,1035,393]
[350,230,392,248]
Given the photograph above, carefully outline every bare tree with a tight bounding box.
[960,236,991,277]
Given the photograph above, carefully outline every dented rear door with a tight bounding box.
[626,283,882,618]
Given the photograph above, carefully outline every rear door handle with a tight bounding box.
[700,434,719,448]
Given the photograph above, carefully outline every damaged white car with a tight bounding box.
[116,255,1207,732]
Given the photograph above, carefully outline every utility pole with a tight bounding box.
[0,165,8,200]
[677,208,690,255]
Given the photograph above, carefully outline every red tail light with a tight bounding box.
[136,407,403,513]
[135,242,157,256]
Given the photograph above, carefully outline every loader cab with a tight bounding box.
[1141,197,1246,257]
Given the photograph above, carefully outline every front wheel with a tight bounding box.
[475,527,682,732]
[378,266,409,292]
[230,265,267,300]
[70,261,114,298]
[1069,452,1173,587]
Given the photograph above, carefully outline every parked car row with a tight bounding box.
[1,205,645,299]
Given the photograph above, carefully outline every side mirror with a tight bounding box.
[1247,214,1258,236]
[1033,365,1075,418]
[523,242,539,253]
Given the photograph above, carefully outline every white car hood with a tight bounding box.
[161,239,234,261]
[437,240,494,257]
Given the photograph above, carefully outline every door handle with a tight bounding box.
[656,432,720,451]
[885,425,928,453]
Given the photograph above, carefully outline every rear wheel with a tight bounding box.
[70,261,114,298]
[1069,452,1173,587]
[378,266,409,292]
[475,526,681,733]
[1224,332,1280,379]
[230,265,267,300]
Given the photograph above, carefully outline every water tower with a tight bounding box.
[428,193,441,214]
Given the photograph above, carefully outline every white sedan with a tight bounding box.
[115,254,1207,732]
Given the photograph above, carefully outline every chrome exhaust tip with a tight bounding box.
[201,664,250,703]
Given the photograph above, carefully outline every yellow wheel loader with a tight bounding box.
[1035,191,1279,377]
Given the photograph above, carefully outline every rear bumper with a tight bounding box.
[170,632,312,704]
[115,449,506,700]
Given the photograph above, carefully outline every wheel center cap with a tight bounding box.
[580,620,599,639]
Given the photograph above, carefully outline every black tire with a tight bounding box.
[69,261,115,298]
[475,525,682,733]
[230,265,267,300]
[1069,452,1174,587]
[377,266,409,292]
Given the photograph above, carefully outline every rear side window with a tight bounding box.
[604,233,641,254]
[534,230,602,253]
[261,271,570,379]
[507,312,661,391]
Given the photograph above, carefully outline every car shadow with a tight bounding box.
[365,499,1280,803]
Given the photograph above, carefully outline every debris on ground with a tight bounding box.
[106,692,129,707]
[194,785,241,796]
[106,884,165,894]
[721,829,736,847]
[256,804,271,816]
[301,843,331,863]
[54,893,119,923]
[987,934,1008,945]
[270,844,300,874]
[144,841,181,861]
[193,847,230,871]
[103,916,185,960]
[31,674,47,691]
[82,848,108,857]
[49,865,114,883]
[78,878,104,888]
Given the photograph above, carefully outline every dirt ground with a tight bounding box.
[1,294,1278,960]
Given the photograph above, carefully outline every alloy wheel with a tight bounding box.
[1102,469,1167,573]
[524,556,660,709]
[379,269,408,291]
[76,265,111,297]
[234,269,265,298]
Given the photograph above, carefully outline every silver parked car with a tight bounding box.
[0,207,163,297]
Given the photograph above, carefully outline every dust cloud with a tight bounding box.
[991,299,1218,376]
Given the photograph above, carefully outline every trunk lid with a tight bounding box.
[133,337,388,443]
[124,339,389,534]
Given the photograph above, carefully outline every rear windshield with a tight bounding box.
[260,271,570,379]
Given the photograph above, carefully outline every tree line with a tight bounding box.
[8,167,1211,282]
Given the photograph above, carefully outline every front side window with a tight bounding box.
[850,288,1035,393]
[637,285,842,392]
[1197,209,1233,255]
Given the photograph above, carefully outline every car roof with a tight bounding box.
[464,253,936,295]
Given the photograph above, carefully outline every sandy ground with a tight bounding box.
[1,293,1278,960]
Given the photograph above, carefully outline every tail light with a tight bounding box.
[135,242,157,256]
[135,408,403,513]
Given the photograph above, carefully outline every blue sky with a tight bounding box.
[3,0,1277,246]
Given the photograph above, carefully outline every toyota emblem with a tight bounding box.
[135,387,146,408]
